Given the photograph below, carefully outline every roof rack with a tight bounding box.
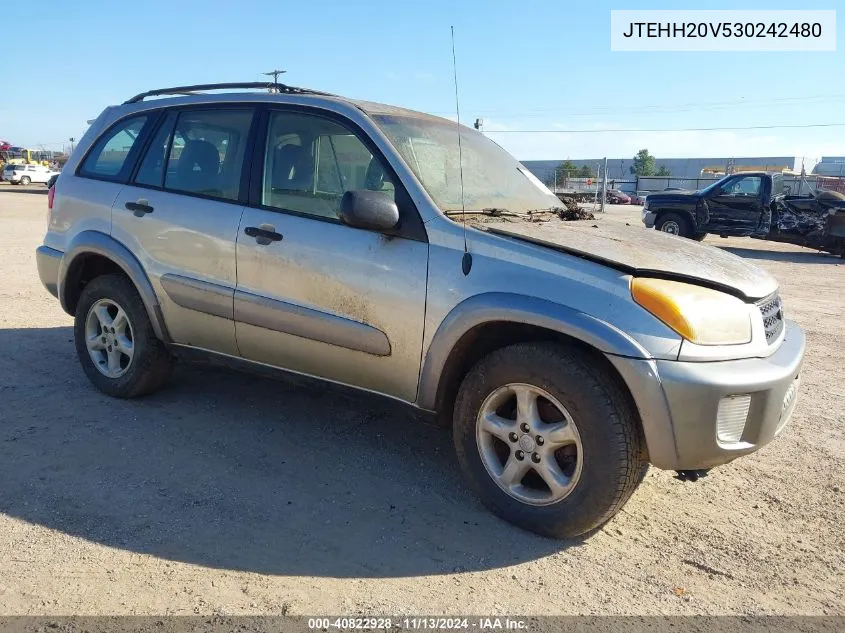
[124,82,334,104]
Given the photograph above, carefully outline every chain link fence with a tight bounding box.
[636,175,845,195]
[545,167,845,207]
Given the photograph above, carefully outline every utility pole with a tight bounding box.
[69,137,76,155]
[798,156,806,195]
[263,69,286,91]
[593,161,601,209]
[600,157,608,213]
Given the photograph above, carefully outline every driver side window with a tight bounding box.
[262,112,396,220]
[723,176,761,197]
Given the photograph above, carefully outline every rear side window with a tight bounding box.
[79,115,148,179]
[134,108,253,201]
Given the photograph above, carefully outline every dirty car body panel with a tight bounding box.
[483,220,779,301]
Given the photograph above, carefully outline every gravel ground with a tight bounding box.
[0,187,842,616]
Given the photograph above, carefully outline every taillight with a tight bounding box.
[48,184,55,209]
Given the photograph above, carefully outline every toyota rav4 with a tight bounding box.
[36,82,805,538]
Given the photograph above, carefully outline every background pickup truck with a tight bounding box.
[642,171,845,258]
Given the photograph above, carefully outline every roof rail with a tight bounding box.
[124,82,334,104]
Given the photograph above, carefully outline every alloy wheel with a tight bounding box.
[84,298,135,378]
[476,383,583,506]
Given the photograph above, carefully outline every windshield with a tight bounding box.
[372,114,561,213]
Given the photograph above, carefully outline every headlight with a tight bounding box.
[631,278,752,345]
[642,198,649,210]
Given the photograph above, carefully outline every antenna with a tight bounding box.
[451,26,472,276]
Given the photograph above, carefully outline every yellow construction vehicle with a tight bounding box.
[0,148,51,167]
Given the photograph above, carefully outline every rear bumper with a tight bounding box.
[609,320,805,470]
[36,245,62,298]
[642,209,657,228]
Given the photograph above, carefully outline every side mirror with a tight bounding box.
[339,190,400,232]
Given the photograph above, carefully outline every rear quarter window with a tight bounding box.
[78,115,150,181]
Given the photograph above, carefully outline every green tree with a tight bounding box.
[630,149,656,176]
[577,164,595,178]
[552,160,580,187]
[655,165,671,177]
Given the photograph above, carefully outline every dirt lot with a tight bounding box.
[0,187,842,616]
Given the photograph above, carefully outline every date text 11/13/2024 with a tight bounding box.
[307,617,528,630]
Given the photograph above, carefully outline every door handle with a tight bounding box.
[245,225,283,245]
[125,200,154,216]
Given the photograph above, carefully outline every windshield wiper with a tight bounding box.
[480,207,513,217]
[445,207,512,216]
[445,208,529,219]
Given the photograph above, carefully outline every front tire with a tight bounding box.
[20,176,30,185]
[453,342,645,539]
[74,274,172,398]
[655,212,693,238]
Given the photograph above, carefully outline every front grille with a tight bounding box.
[757,292,784,344]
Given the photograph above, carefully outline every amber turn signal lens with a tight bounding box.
[631,278,752,346]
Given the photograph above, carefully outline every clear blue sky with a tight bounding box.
[2,0,842,165]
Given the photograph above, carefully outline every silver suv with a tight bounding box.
[36,82,805,538]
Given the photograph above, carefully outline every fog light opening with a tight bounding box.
[717,394,751,443]
[777,376,801,433]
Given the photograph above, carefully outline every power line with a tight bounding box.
[430,92,845,118]
[461,98,845,119]
[485,122,845,134]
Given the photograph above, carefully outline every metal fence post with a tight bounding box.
[600,157,608,213]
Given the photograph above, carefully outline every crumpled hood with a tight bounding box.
[485,221,778,301]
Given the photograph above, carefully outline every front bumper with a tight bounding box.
[36,245,62,298]
[609,320,805,470]
[642,209,657,228]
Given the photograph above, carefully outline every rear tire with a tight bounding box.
[655,212,693,238]
[20,176,30,185]
[453,342,645,539]
[693,232,707,242]
[74,274,172,398]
